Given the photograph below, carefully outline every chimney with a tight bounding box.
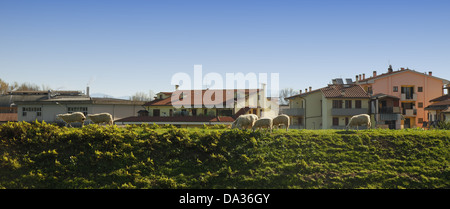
[305,88,308,93]
[428,71,432,76]
[362,73,365,80]
[299,90,302,94]
[175,85,179,91]
[400,67,405,71]
[86,86,90,97]
[373,70,377,77]
[309,86,312,92]
[355,75,359,81]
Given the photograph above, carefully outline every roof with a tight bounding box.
[371,93,400,100]
[321,84,370,98]
[358,68,450,84]
[0,94,48,107]
[286,84,369,99]
[144,89,261,107]
[424,100,450,110]
[429,94,450,102]
[12,95,144,106]
[115,116,235,123]
[0,113,17,122]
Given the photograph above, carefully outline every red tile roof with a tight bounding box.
[429,94,450,102]
[358,68,450,83]
[286,84,369,99]
[321,84,370,98]
[144,89,261,107]
[0,113,18,122]
[115,116,235,123]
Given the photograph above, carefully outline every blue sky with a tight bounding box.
[1,0,449,98]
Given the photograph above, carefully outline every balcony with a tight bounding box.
[379,107,401,114]
[280,108,304,116]
[401,93,417,101]
[402,108,417,117]
[331,108,368,116]
[379,113,402,121]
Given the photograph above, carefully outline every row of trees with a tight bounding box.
[0,78,52,94]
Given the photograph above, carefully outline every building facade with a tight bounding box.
[284,83,370,129]
[116,85,279,127]
[356,66,450,128]
[14,90,144,124]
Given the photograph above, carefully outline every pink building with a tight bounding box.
[356,66,449,129]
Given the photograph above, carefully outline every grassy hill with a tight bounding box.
[0,122,449,189]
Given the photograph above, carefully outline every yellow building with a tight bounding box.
[284,83,370,129]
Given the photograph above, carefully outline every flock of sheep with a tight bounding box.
[231,114,290,132]
[56,111,371,131]
[231,113,371,131]
[56,112,113,127]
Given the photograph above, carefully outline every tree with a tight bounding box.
[279,88,298,105]
[130,90,155,102]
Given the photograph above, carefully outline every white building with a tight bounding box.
[14,90,144,124]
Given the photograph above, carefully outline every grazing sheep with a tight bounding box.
[346,114,371,130]
[273,114,290,131]
[87,113,113,125]
[252,117,273,132]
[231,114,258,130]
[56,112,86,127]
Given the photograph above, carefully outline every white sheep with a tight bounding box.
[273,114,290,131]
[231,114,258,130]
[252,117,273,132]
[87,113,113,125]
[56,112,86,127]
[346,114,371,130]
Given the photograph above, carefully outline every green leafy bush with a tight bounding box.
[0,121,449,189]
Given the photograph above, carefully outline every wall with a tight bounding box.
[363,71,446,128]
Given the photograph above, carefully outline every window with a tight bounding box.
[345,100,352,109]
[355,100,362,109]
[153,109,160,116]
[393,86,398,92]
[332,117,339,126]
[298,117,303,125]
[22,107,42,117]
[418,102,423,108]
[418,87,423,92]
[332,100,343,109]
[401,86,414,99]
[68,107,87,115]
[418,118,423,123]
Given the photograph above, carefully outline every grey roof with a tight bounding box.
[0,95,48,107]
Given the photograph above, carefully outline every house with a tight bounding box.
[284,81,370,129]
[424,84,450,125]
[356,65,450,128]
[14,88,145,124]
[115,84,279,127]
[0,90,63,123]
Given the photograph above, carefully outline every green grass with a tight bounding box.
[0,121,449,189]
